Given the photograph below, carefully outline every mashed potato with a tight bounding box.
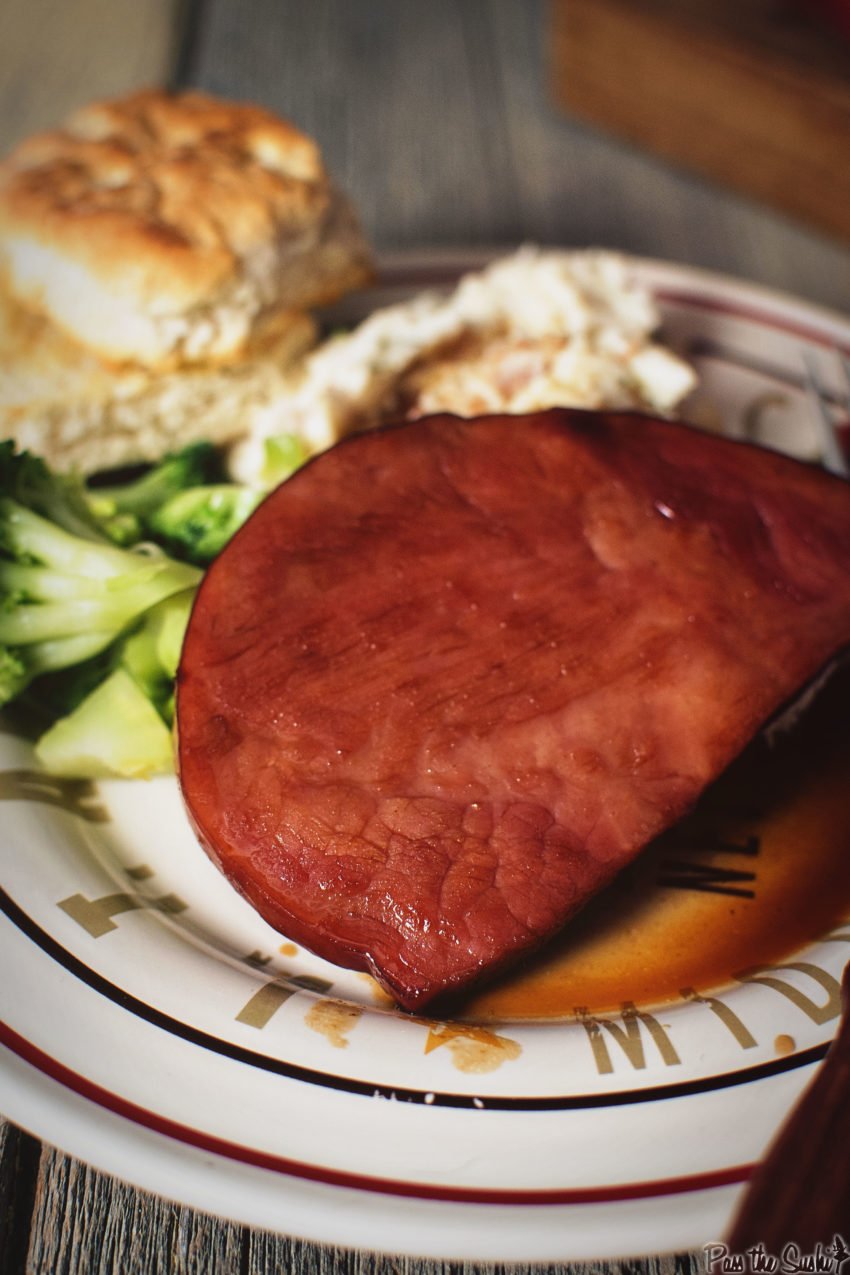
[231,247,697,483]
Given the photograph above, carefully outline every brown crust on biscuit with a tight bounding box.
[0,89,372,366]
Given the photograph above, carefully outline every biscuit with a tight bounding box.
[0,283,317,472]
[0,89,371,369]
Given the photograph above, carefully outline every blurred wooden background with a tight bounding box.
[552,0,850,242]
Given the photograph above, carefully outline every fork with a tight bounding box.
[803,350,850,477]
[726,961,850,1250]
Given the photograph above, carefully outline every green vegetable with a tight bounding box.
[90,442,219,518]
[261,432,308,488]
[21,588,196,777]
[0,439,134,546]
[34,667,174,778]
[0,437,280,778]
[147,485,262,565]
[118,588,196,724]
[88,443,262,566]
[0,445,201,710]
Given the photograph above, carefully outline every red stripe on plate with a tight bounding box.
[642,288,847,353]
[0,1021,752,1206]
[375,262,850,352]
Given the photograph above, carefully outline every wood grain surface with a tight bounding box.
[2,0,850,1271]
[0,0,180,154]
[177,0,850,312]
[550,0,850,241]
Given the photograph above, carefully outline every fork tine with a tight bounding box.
[840,350,850,403]
[803,351,849,478]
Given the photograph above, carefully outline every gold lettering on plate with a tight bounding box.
[736,961,841,1025]
[680,987,757,1050]
[57,887,187,937]
[421,1022,522,1074]
[58,891,140,937]
[575,1002,681,1074]
[0,769,109,822]
[152,893,187,916]
[235,974,333,1029]
[236,983,295,1029]
[125,864,154,881]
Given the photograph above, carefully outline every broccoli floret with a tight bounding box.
[118,587,195,724]
[0,440,120,543]
[22,643,117,724]
[146,485,262,565]
[261,432,309,488]
[21,588,196,778]
[86,444,257,565]
[34,667,175,778]
[90,442,220,518]
[0,441,281,777]
[0,451,201,709]
[0,646,28,705]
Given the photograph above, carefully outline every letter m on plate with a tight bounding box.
[575,1002,681,1074]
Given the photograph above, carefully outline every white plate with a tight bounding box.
[2,254,850,1263]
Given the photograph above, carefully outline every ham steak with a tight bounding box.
[176,410,850,1009]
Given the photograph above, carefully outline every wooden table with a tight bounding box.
[2,2,849,1271]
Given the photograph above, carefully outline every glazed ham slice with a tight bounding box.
[177,410,850,1009]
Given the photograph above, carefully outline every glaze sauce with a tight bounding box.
[462,663,850,1022]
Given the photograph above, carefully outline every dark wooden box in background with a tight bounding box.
[550,0,850,242]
